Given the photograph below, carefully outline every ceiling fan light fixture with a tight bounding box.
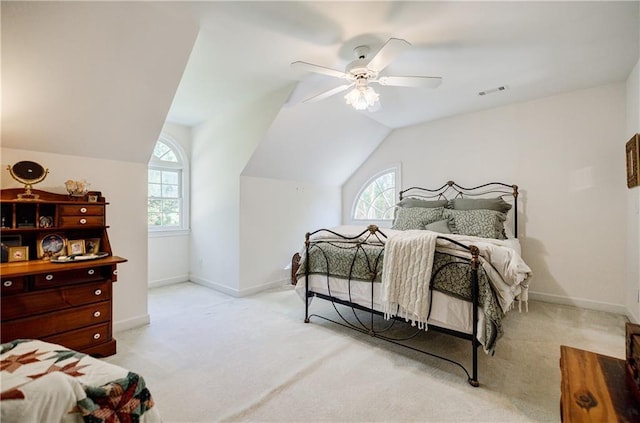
[344,82,379,111]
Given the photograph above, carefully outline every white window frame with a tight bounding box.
[351,164,401,226]
[148,134,190,237]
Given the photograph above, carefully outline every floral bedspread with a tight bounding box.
[0,339,161,423]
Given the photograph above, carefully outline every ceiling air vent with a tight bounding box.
[478,85,508,96]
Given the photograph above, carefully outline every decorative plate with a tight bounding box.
[38,233,66,259]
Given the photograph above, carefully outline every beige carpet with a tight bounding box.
[104,282,627,422]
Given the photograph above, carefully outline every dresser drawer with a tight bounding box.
[43,323,111,352]
[59,205,105,216]
[1,281,111,320]
[33,266,108,289]
[1,301,111,342]
[60,215,105,227]
[0,276,25,295]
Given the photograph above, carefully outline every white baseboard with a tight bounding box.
[238,278,290,297]
[189,275,239,297]
[529,290,628,316]
[113,314,150,333]
[148,275,189,289]
[188,275,290,297]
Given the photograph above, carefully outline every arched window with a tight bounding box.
[352,167,400,221]
[148,135,189,232]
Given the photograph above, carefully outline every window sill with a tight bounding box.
[148,228,190,238]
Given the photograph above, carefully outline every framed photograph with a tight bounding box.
[627,134,639,188]
[84,238,101,255]
[37,233,67,259]
[67,239,86,256]
[87,191,102,203]
[8,246,28,262]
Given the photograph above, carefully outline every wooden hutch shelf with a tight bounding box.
[1,188,127,357]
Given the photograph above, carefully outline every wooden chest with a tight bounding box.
[626,322,640,403]
[560,345,640,422]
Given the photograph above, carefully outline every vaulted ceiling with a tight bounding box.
[168,1,639,128]
[2,1,639,185]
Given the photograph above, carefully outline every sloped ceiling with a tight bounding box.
[2,2,638,185]
[167,1,639,129]
[242,100,390,185]
[1,1,199,163]
[166,1,638,185]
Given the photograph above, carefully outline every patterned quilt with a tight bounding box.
[0,339,161,423]
[297,240,504,352]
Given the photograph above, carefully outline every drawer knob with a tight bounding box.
[3,280,13,287]
[113,269,118,276]
[93,333,101,340]
[45,274,54,281]
[94,289,102,296]
[93,311,101,318]
[79,218,87,225]
[80,207,87,213]
[88,269,95,275]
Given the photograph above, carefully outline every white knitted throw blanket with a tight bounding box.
[380,230,438,329]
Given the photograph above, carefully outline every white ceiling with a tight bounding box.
[166,1,639,129]
[2,1,638,186]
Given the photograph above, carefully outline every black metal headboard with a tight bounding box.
[399,181,519,238]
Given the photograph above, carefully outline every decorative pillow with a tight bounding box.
[392,207,444,231]
[443,209,507,239]
[423,219,452,234]
[397,198,450,209]
[451,197,512,213]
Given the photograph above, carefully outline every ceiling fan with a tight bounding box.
[291,38,442,111]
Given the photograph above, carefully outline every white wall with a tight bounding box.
[189,86,292,295]
[1,148,149,332]
[148,122,191,288]
[626,54,640,321]
[344,83,628,313]
[239,176,341,295]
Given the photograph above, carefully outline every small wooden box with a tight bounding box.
[626,322,640,403]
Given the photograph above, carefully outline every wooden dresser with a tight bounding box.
[0,188,126,357]
[560,345,640,422]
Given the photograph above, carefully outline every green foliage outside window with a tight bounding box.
[148,138,184,229]
[353,171,395,220]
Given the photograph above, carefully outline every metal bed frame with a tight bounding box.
[300,181,519,387]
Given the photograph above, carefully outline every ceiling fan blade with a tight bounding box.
[303,83,353,103]
[376,76,443,88]
[291,61,348,79]
[366,38,411,72]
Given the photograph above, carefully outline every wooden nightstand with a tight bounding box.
[560,345,640,422]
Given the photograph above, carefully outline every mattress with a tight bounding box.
[295,275,489,346]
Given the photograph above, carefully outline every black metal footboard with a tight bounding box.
[301,225,482,387]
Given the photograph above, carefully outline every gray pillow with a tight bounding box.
[443,209,507,239]
[423,219,452,234]
[392,207,444,231]
[397,198,450,209]
[451,197,512,213]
